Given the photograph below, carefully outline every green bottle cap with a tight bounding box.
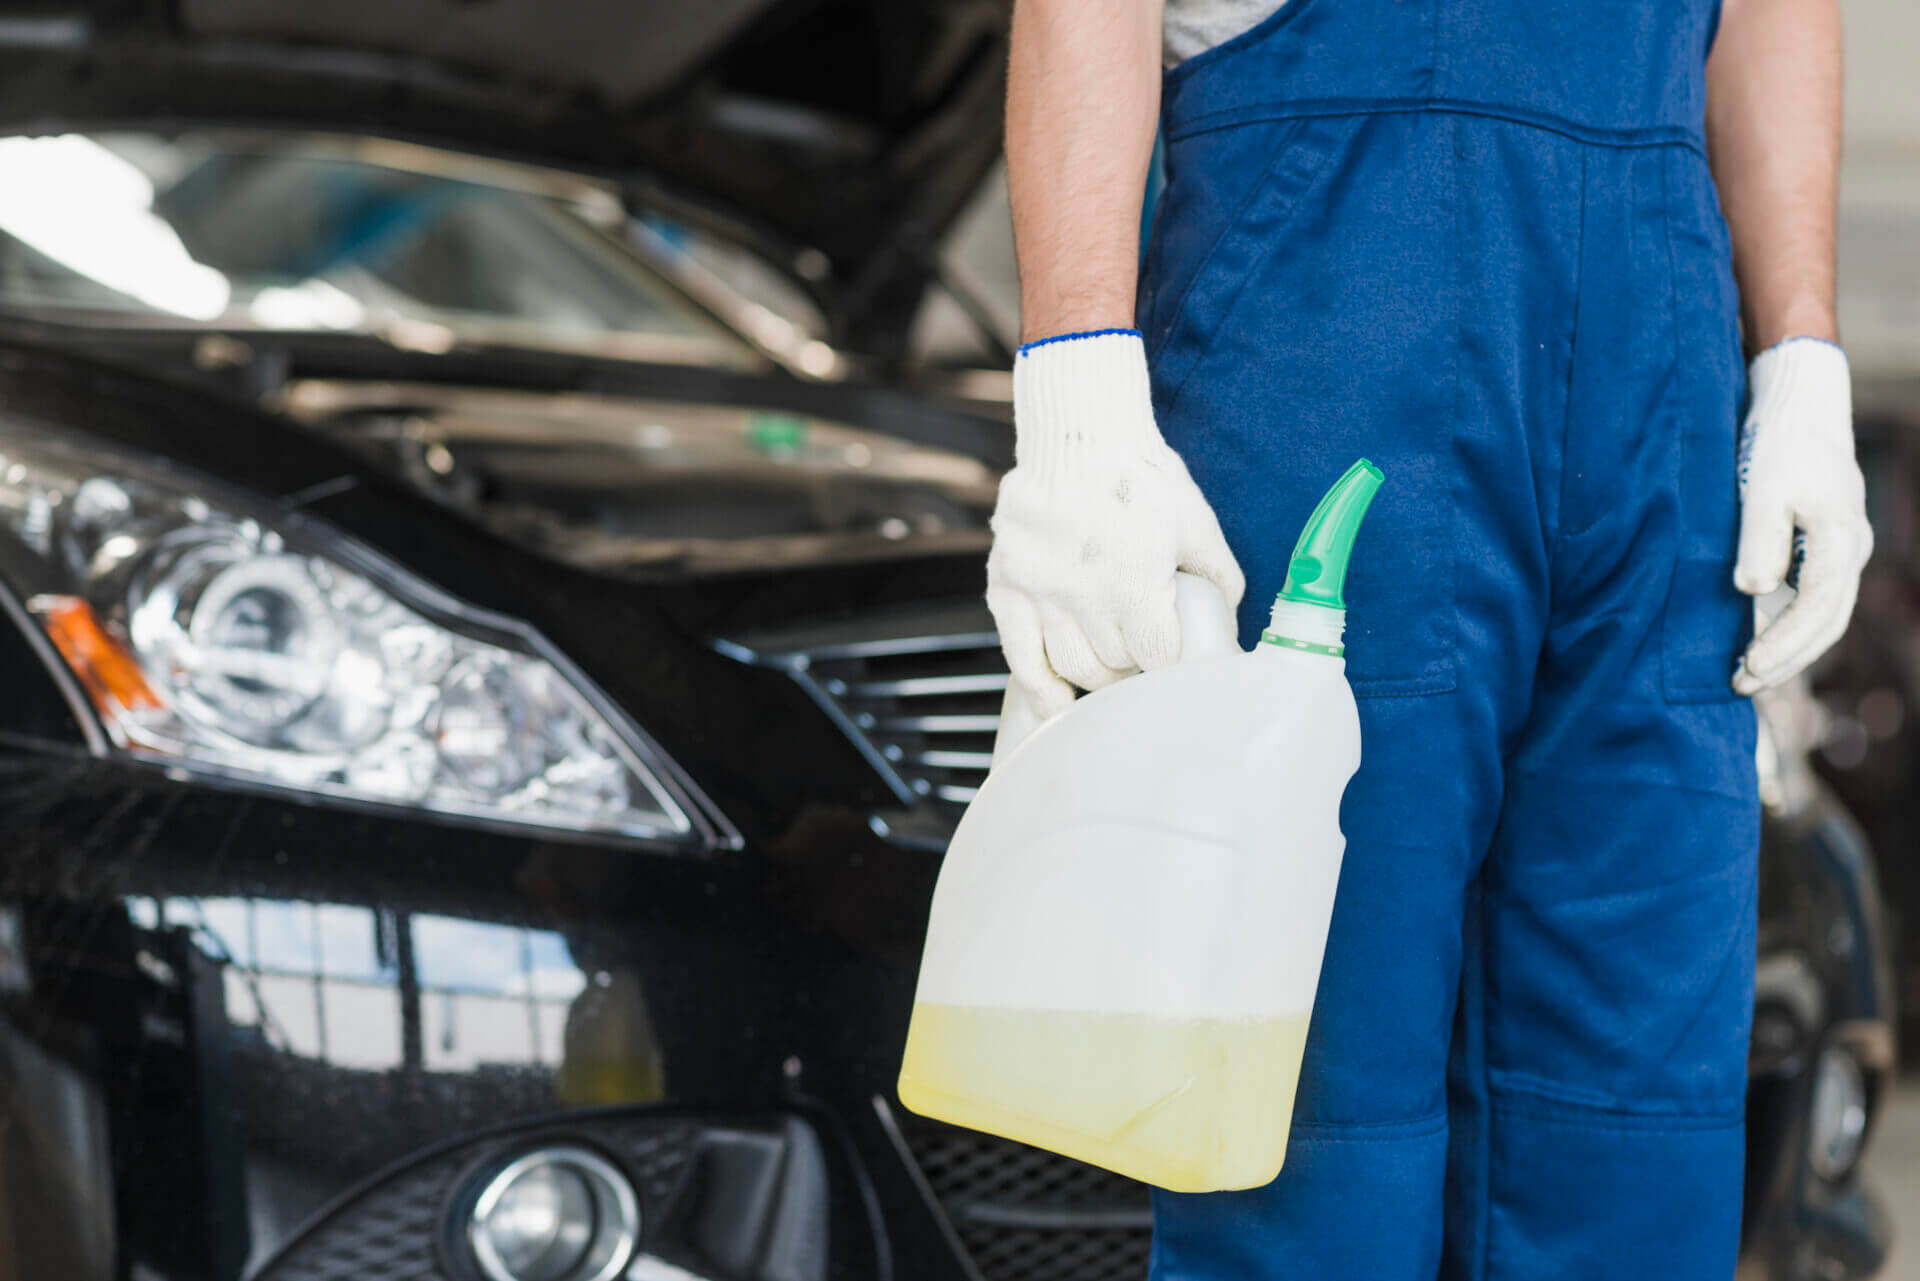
[1277,459,1384,611]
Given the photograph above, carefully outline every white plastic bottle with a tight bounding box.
[898,460,1383,1193]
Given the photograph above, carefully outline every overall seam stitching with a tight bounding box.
[1549,145,1589,566]
[1437,110,1466,691]
[1485,1061,1505,1281]
[1662,142,1690,698]
[1427,0,1443,99]
[1488,1084,1745,1128]
[1478,818,1504,1281]
[1168,99,1705,155]
[1491,1070,1749,1123]
[1288,1114,1449,1142]
[1503,764,1759,806]
[1552,148,1624,543]
[1352,674,1459,698]
[1658,146,1740,705]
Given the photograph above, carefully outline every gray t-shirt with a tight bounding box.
[1164,0,1287,66]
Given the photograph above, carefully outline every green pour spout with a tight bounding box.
[1277,459,1385,611]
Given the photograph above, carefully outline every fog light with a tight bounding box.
[1807,1045,1869,1181]
[468,1146,638,1281]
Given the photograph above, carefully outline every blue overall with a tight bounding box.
[1137,0,1760,1276]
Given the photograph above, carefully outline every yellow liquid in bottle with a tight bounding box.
[897,1003,1311,1193]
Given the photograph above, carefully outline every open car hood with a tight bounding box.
[0,0,1008,356]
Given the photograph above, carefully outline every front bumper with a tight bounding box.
[0,748,958,1281]
[258,1107,847,1281]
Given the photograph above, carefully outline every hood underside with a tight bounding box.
[0,0,1009,355]
[277,378,998,575]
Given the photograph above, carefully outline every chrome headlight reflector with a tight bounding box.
[466,1146,640,1281]
[0,428,703,842]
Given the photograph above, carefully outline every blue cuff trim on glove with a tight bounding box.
[1016,327,1142,356]
[1765,335,1845,357]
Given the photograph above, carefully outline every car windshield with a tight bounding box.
[0,132,764,368]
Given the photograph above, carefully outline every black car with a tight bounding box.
[0,5,1895,1281]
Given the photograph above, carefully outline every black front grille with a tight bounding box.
[897,1115,1153,1281]
[715,599,1006,821]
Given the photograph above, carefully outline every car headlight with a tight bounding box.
[0,425,711,843]
[1807,1043,1871,1182]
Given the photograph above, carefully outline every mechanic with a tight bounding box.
[984,0,1872,1276]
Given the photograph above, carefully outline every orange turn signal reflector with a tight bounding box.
[28,594,163,717]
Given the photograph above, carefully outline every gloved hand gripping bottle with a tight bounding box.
[898,460,1383,1194]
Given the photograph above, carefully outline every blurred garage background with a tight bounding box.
[1790,1,1917,1275]
[0,1,1914,1279]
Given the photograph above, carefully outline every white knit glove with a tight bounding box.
[1732,338,1873,695]
[986,329,1244,718]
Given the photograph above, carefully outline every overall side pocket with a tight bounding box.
[1138,115,1308,372]
[1147,112,1459,696]
[1142,113,1360,407]
[1660,151,1750,705]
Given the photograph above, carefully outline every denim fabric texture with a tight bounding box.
[1136,0,1760,1276]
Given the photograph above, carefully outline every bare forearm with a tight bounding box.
[1006,0,1164,342]
[1706,0,1842,352]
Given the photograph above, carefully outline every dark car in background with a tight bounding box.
[1808,403,1920,1052]
[0,4,1896,1280]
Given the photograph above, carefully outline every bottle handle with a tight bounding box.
[991,680,1051,770]
[991,573,1238,768]
[1173,571,1239,660]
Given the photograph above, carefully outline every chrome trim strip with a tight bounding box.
[839,673,1009,698]
[875,714,1001,733]
[790,633,1001,662]
[913,750,993,771]
[712,625,999,664]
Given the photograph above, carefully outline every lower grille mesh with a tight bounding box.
[964,1226,1155,1281]
[269,1157,460,1281]
[899,1118,1153,1281]
[263,1123,694,1281]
